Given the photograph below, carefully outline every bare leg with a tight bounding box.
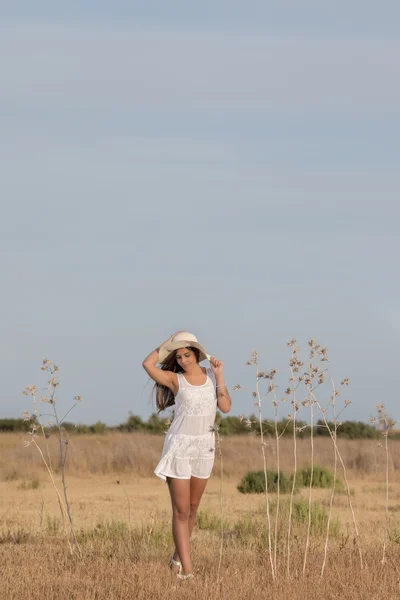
[167,477,192,574]
[189,476,208,536]
[172,476,208,564]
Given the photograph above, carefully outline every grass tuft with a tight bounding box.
[292,500,340,536]
[18,477,40,490]
[196,509,229,532]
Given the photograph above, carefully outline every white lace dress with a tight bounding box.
[154,368,217,482]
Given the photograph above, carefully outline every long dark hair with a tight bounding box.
[155,346,201,412]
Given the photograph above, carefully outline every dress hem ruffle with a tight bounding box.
[154,453,214,482]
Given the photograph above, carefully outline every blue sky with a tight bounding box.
[1,2,399,426]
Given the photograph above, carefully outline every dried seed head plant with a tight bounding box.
[247,349,275,580]
[233,338,362,580]
[297,339,363,574]
[23,358,83,557]
[286,338,302,578]
[371,404,397,565]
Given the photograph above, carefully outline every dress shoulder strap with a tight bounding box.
[176,371,182,391]
[207,367,216,388]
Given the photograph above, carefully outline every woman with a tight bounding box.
[142,331,231,580]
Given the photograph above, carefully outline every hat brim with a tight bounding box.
[158,341,210,364]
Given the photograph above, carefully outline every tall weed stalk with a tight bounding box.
[248,350,275,580]
[235,338,362,580]
[286,339,303,577]
[373,404,396,565]
[320,377,340,578]
[310,387,363,569]
[23,358,82,557]
[213,420,225,583]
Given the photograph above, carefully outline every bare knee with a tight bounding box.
[172,505,190,522]
[189,501,200,518]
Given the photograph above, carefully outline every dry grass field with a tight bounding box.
[2,432,400,599]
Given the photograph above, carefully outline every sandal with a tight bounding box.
[169,556,182,575]
[177,573,195,581]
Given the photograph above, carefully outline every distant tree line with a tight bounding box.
[0,413,397,439]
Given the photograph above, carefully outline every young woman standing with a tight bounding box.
[142,331,231,580]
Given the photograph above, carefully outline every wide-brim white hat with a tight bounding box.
[158,332,211,364]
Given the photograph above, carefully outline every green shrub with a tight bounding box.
[0,413,387,438]
[237,470,296,494]
[216,415,251,435]
[297,466,344,491]
[316,419,379,439]
[0,418,31,432]
[121,413,145,432]
[292,499,339,536]
[75,424,91,434]
[145,412,171,434]
[90,421,107,434]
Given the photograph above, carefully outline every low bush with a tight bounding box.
[237,470,296,494]
[297,466,344,491]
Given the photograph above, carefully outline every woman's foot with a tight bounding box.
[177,573,195,581]
[169,556,182,575]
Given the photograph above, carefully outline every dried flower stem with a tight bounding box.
[320,378,339,578]
[33,391,54,476]
[383,428,389,565]
[215,424,224,584]
[30,436,74,555]
[286,353,298,578]
[377,404,391,565]
[271,386,280,576]
[48,373,82,557]
[311,390,363,570]
[27,389,72,552]
[255,357,275,580]
[24,361,82,558]
[303,382,314,576]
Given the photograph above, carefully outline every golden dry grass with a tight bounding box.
[1,432,400,599]
[2,431,399,480]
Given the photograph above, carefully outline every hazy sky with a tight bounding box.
[1,1,399,426]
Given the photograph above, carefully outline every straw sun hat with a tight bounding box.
[158,332,211,364]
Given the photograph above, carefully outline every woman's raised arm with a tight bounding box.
[210,356,231,413]
[142,333,180,390]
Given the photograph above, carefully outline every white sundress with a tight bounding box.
[154,367,217,482]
